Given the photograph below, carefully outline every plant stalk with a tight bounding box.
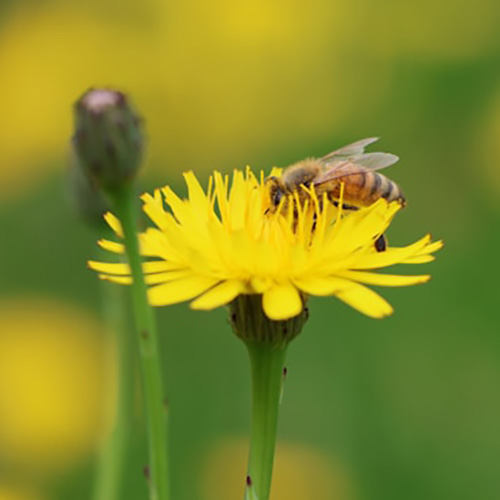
[108,184,170,500]
[94,280,134,500]
[245,341,287,500]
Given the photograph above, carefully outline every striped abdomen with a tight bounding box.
[320,168,405,208]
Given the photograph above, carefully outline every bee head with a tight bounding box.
[265,176,289,211]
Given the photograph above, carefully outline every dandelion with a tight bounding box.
[89,168,442,322]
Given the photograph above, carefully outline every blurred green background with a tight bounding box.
[0,0,499,499]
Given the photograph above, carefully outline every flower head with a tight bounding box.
[88,168,442,321]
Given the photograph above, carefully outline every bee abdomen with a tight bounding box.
[374,173,405,204]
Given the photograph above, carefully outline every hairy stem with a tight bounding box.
[108,184,170,500]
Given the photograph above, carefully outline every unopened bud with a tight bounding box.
[72,88,144,191]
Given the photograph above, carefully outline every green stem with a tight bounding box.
[94,280,134,500]
[108,184,170,500]
[245,341,288,500]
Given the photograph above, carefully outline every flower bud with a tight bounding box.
[72,88,144,191]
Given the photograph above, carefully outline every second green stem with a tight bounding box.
[94,281,134,500]
[110,184,170,500]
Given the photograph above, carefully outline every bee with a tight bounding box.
[266,138,405,252]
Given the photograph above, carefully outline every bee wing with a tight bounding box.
[350,152,399,170]
[313,154,400,185]
[320,137,379,163]
[313,162,355,185]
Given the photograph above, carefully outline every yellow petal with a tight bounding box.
[162,185,189,223]
[214,172,229,223]
[228,170,248,230]
[401,255,436,264]
[148,276,218,306]
[190,280,245,310]
[144,270,194,285]
[88,260,180,277]
[338,271,431,287]
[98,239,124,254]
[143,261,185,273]
[414,239,444,255]
[352,234,433,269]
[88,261,129,275]
[250,276,272,294]
[336,284,393,318]
[184,171,210,212]
[98,274,133,285]
[262,284,303,320]
[141,190,171,231]
[103,212,123,238]
[293,276,352,296]
[139,228,177,258]
[327,199,400,255]
[140,188,163,204]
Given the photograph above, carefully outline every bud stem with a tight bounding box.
[93,277,134,500]
[108,184,170,500]
[244,341,288,500]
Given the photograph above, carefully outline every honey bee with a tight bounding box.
[266,138,405,252]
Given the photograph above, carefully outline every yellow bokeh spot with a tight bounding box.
[2,0,495,200]
[0,484,42,500]
[0,5,157,199]
[0,0,387,200]
[0,297,111,475]
[200,437,355,500]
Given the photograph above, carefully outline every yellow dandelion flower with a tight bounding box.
[88,168,442,321]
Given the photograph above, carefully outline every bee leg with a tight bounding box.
[332,201,359,211]
[374,234,387,252]
[311,212,317,232]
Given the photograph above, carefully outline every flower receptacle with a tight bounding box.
[229,294,309,347]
